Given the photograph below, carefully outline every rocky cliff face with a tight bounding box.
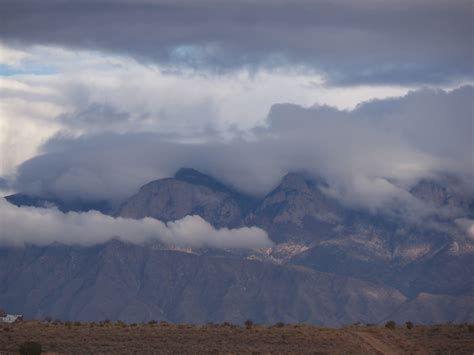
[116,168,255,228]
[246,173,344,244]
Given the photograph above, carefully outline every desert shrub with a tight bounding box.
[468,324,474,333]
[274,322,285,328]
[43,316,52,322]
[385,321,396,330]
[73,321,81,326]
[405,321,414,330]
[148,320,157,325]
[159,321,170,327]
[245,319,253,329]
[19,341,42,355]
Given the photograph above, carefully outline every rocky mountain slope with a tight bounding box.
[116,168,256,228]
[2,168,473,324]
[0,241,406,325]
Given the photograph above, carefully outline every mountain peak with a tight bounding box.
[174,168,229,192]
[278,172,319,192]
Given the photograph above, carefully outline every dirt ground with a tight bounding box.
[0,321,473,354]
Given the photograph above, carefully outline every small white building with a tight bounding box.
[0,314,23,323]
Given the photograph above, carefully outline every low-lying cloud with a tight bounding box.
[12,86,473,216]
[0,199,272,249]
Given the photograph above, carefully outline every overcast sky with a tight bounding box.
[0,0,472,246]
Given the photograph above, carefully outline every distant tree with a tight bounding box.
[405,321,414,330]
[19,341,42,355]
[244,319,253,329]
[385,320,396,330]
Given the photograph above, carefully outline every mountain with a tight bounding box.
[3,169,474,324]
[410,178,474,217]
[0,241,406,325]
[245,173,344,244]
[116,168,256,228]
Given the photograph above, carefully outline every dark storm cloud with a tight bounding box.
[12,86,474,218]
[0,0,472,86]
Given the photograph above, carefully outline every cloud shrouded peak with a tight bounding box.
[0,0,472,86]
[11,86,473,217]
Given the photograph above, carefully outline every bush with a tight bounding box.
[244,319,253,329]
[405,321,414,330]
[274,322,285,328]
[148,320,157,325]
[468,324,474,333]
[19,341,42,355]
[385,321,396,330]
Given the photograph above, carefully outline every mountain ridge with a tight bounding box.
[2,168,473,324]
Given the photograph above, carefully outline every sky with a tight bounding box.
[0,0,473,246]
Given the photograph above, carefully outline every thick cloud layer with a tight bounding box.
[0,0,471,86]
[0,199,272,248]
[13,86,473,215]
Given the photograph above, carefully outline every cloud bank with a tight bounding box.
[0,199,272,248]
[0,0,471,86]
[12,86,473,215]
[1,44,414,177]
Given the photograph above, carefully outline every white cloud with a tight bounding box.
[0,43,414,176]
[0,199,272,248]
[11,85,472,219]
[0,44,29,66]
[455,219,474,238]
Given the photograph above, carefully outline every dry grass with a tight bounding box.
[0,321,472,354]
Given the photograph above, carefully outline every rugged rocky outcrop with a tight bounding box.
[246,173,344,244]
[116,168,256,228]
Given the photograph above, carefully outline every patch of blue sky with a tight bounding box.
[0,64,58,76]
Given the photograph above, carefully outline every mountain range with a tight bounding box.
[2,168,473,324]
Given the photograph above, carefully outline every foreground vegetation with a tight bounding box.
[1,320,473,354]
